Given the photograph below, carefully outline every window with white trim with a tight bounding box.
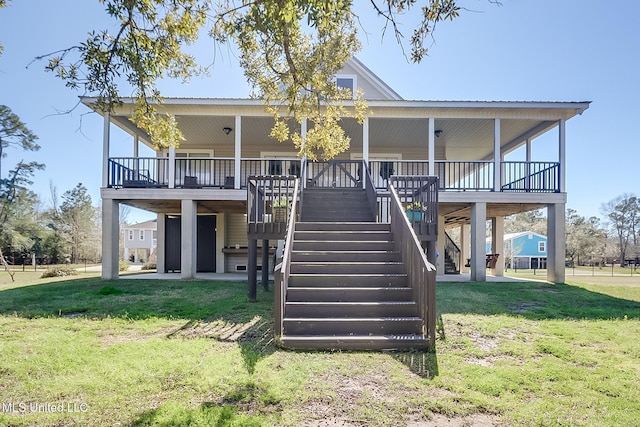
[127,230,134,241]
[538,241,546,253]
[139,230,145,240]
[335,74,356,98]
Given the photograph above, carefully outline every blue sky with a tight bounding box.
[1,0,639,224]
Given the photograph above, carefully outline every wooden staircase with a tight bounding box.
[278,187,429,351]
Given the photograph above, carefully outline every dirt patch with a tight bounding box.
[419,413,504,426]
[506,302,543,313]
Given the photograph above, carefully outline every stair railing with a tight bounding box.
[273,177,300,341]
[445,231,461,274]
[389,183,437,347]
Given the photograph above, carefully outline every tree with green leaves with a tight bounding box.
[0,105,40,179]
[602,194,640,267]
[31,0,485,160]
[0,103,44,279]
[51,183,100,264]
[565,208,606,267]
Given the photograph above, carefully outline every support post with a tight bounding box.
[248,238,258,302]
[234,115,242,189]
[428,118,435,175]
[470,202,487,282]
[180,200,197,279]
[547,203,566,283]
[168,145,176,189]
[460,224,470,273]
[261,239,270,290]
[156,214,166,273]
[102,113,110,188]
[101,199,120,279]
[493,119,501,192]
[491,216,505,277]
[558,119,566,192]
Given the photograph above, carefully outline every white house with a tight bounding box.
[83,57,589,284]
[122,219,157,264]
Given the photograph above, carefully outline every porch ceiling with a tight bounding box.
[121,199,247,214]
[101,99,588,160]
[440,201,546,226]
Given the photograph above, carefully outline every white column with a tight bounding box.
[428,117,435,175]
[102,113,111,188]
[547,203,566,283]
[124,247,130,264]
[133,134,139,158]
[156,214,166,273]
[362,117,369,162]
[301,118,308,188]
[168,145,176,189]
[491,216,505,277]
[525,137,532,191]
[181,200,198,279]
[234,115,242,189]
[435,215,446,275]
[493,119,501,191]
[558,118,566,193]
[460,224,471,273]
[216,213,226,273]
[470,202,487,282]
[101,199,120,279]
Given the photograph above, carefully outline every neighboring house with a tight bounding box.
[84,57,589,284]
[122,220,157,264]
[487,232,547,270]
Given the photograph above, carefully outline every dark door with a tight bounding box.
[165,216,181,272]
[197,215,216,272]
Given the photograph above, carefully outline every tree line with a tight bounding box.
[506,196,640,268]
[0,105,101,267]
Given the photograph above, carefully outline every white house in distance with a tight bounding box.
[122,219,157,264]
[83,57,590,284]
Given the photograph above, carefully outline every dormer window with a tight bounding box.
[335,75,356,98]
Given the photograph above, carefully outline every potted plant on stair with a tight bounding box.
[406,201,426,223]
[272,196,289,223]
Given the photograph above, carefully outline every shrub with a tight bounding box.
[40,267,78,278]
[141,262,157,270]
[119,260,130,272]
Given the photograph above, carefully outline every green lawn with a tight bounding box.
[1,273,639,426]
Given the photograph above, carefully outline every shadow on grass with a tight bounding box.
[131,401,265,427]
[392,350,439,379]
[437,281,640,320]
[0,278,273,323]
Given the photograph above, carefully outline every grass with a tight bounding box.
[0,273,639,426]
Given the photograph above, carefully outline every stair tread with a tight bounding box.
[281,334,427,340]
[286,301,415,305]
[284,316,422,321]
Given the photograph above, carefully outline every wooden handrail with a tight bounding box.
[273,177,300,340]
[389,183,437,346]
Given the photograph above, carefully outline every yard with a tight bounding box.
[0,271,639,426]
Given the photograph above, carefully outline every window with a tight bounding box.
[335,75,356,98]
[139,230,145,240]
[538,241,546,253]
[128,230,134,241]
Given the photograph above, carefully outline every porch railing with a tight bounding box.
[107,157,561,193]
[107,157,169,188]
[388,183,437,346]
[306,160,362,188]
[501,161,560,192]
[174,158,234,188]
